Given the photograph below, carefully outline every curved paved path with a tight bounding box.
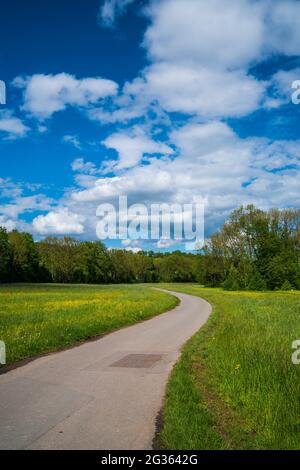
[0,289,211,450]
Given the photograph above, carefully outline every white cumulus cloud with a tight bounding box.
[13,73,118,120]
[32,208,85,235]
[102,127,174,169]
[144,0,265,69]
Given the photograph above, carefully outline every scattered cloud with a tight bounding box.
[13,73,118,120]
[266,0,300,57]
[63,134,82,150]
[90,0,300,124]
[121,239,142,252]
[125,246,142,253]
[42,121,299,239]
[144,0,265,69]
[145,0,300,66]
[37,124,48,134]
[98,0,135,28]
[102,126,174,169]
[266,68,300,108]
[71,158,98,175]
[0,177,53,232]
[32,208,85,235]
[156,239,177,249]
[0,215,17,231]
[137,63,266,118]
[2,117,300,241]
[0,110,29,139]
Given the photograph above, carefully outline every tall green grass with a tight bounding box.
[158,284,300,450]
[0,284,178,365]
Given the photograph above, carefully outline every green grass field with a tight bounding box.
[158,284,300,450]
[2,282,300,449]
[0,284,178,365]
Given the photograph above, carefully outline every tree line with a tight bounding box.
[0,205,299,290]
[0,229,201,284]
[202,205,300,291]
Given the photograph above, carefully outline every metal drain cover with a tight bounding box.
[111,354,162,369]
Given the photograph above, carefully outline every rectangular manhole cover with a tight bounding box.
[111,354,162,369]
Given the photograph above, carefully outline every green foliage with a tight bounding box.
[38,237,112,284]
[246,270,267,291]
[223,261,267,291]
[0,227,11,282]
[8,230,39,282]
[202,251,226,287]
[281,280,293,291]
[80,241,112,283]
[223,266,241,291]
[154,251,200,283]
[204,205,300,291]
[0,228,200,284]
[265,253,298,290]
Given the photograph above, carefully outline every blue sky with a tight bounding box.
[1,0,300,252]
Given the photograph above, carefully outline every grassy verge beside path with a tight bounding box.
[158,284,300,450]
